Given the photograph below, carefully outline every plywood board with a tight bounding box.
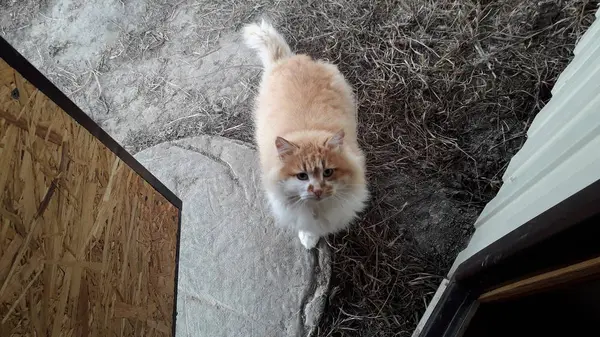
[0,54,179,336]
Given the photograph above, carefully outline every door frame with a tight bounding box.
[418,178,600,337]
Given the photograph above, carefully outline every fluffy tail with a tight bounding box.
[243,20,292,68]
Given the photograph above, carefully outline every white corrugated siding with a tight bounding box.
[449,7,600,275]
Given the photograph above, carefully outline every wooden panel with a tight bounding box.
[0,58,179,336]
[479,255,600,303]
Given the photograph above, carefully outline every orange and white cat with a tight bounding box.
[243,21,368,249]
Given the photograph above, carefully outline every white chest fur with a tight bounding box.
[266,188,367,236]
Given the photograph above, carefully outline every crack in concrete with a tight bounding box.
[187,293,278,328]
[171,142,243,190]
[297,248,319,337]
[297,242,330,337]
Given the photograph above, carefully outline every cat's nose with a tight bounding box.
[314,189,323,198]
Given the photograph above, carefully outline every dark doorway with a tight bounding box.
[464,276,600,337]
[418,179,600,337]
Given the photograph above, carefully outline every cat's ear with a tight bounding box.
[325,130,345,150]
[275,137,297,157]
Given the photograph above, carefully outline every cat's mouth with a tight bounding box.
[302,194,329,201]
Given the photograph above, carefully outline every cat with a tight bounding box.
[243,20,369,249]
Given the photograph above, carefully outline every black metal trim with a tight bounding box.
[0,36,182,209]
[418,177,600,337]
[172,207,183,336]
[464,210,600,293]
[454,178,600,287]
[417,281,480,337]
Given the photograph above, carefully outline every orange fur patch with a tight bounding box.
[253,53,367,190]
[280,143,354,186]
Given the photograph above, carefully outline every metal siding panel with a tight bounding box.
[573,6,600,55]
[502,63,600,181]
[452,134,600,274]
[528,63,600,140]
[553,32,600,96]
[450,9,600,271]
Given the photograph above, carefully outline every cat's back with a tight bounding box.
[256,54,356,131]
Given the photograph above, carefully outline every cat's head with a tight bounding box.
[274,130,361,202]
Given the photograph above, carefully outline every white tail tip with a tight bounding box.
[243,20,292,67]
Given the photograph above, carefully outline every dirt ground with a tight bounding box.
[1,0,597,336]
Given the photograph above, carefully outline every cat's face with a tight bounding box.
[275,131,355,202]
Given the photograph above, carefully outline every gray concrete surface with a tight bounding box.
[2,0,262,151]
[135,136,331,337]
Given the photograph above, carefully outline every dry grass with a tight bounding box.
[263,0,597,336]
[0,0,47,34]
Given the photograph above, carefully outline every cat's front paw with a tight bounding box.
[298,231,320,250]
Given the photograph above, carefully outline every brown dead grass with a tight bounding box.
[0,0,47,34]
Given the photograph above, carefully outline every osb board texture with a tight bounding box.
[0,58,179,337]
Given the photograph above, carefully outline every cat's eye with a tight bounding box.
[296,173,309,180]
[323,168,334,177]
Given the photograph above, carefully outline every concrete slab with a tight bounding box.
[2,0,263,151]
[135,136,331,337]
